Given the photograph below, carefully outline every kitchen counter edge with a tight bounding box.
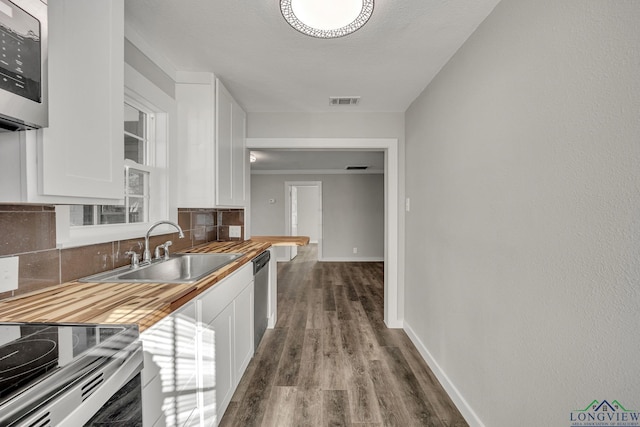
[0,240,271,332]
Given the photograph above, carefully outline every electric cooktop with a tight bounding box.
[0,322,139,423]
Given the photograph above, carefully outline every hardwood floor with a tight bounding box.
[220,245,468,427]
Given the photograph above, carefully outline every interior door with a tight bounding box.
[290,186,298,259]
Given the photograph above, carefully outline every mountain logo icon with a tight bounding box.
[570,400,639,427]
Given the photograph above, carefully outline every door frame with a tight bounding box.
[246,137,402,328]
[285,181,323,261]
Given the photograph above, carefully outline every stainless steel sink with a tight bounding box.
[79,253,244,284]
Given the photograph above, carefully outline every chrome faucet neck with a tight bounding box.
[143,221,185,263]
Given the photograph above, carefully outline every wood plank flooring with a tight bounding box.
[220,245,468,427]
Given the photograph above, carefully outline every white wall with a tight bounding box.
[251,173,384,261]
[404,1,640,426]
[296,186,319,243]
[247,112,404,139]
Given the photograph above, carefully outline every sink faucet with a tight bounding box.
[143,221,185,263]
[154,240,173,261]
[125,250,141,268]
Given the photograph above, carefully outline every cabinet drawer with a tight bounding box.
[199,263,253,325]
[141,302,197,392]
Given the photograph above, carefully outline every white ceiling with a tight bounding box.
[125,0,501,114]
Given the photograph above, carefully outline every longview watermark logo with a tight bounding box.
[570,400,640,427]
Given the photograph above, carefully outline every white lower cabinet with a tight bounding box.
[141,302,199,427]
[202,303,234,424]
[141,262,254,427]
[234,283,254,381]
[198,263,254,425]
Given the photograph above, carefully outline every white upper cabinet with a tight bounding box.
[176,74,246,208]
[215,80,246,207]
[176,73,217,208]
[0,0,125,204]
[41,0,124,200]
[231,95,247,205]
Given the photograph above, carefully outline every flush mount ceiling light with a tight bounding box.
[280,0,374,39]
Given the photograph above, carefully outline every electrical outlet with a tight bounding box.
[229,226,241,238]
[0,256,19,292]
[353,247,358,254]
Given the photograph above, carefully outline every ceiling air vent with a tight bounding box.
[329,96,360,106]
[346,165,369,170]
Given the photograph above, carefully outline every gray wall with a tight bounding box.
[404,0,640,425]
[251,174,384,261]
[296,186,319,243]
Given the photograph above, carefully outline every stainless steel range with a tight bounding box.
[0,322,143,426]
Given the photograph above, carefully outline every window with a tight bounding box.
[70,101,153,227]
[124,102,148,164]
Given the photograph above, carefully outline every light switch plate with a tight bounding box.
[229,226,241,238]
[0,256,19,292]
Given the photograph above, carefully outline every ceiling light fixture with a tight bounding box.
[250,153,257,163]
[280,0,374,39]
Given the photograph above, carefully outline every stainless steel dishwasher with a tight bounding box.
[253,250,271,351]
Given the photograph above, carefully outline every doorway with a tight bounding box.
[285,181,322,261]
[246,137,401,328]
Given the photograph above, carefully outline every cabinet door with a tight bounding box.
[199,320,216,427]
[234,281,253,382]
[215,82,234,206]
[230,100,246,206]
[210,303,235,424]
[39,0,124,200]
[141,302,199,427]
[268,247,278,328]
[176,81,216,208]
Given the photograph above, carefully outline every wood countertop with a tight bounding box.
[250,235,310,246]
[0,240,271,332]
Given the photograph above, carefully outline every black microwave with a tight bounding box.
[0,0,47,131]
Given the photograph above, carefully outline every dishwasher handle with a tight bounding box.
[253,250,271,274]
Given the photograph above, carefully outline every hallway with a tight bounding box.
[220,245,467,426]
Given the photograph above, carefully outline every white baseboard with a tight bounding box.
[318,257,384,262]
[403,321,485,427]
[267,313,276,329]
[385,318,404,329]
[276,256,383,263]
